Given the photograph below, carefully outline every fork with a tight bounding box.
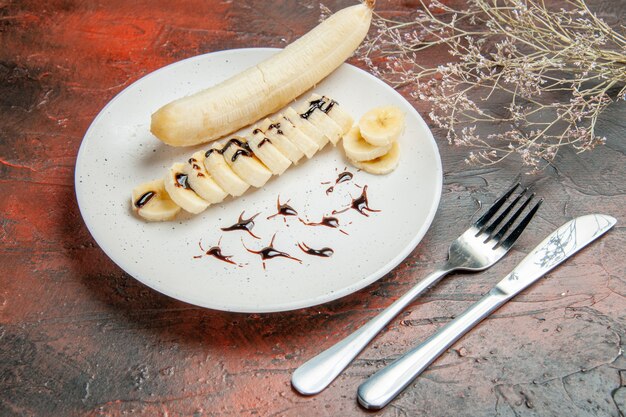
[291,183,542,395]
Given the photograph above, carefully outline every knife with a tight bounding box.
[357,214,617,410]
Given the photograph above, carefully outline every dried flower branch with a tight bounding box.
[358,0,626,172]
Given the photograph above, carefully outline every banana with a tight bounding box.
[348,141,400,175]
[132,179,181,221]
[309,94,354,134]
[283,107,329,149]
[164,163,210,214]
[184,151,228,204]
[342,126,392,162]
[220,137,272,187]
[204,144,250,196]
[248,128,292,175]
[256,118,304,164]
[133,92,366,221]
[358,105,405,146]
[296,96,344,145]
[274,113,319,158]
[150,3,373,147]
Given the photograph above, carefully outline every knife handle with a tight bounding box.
[357,287,510,410]
[292,268,452,395]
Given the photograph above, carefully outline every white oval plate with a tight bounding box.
[75,48,442,313]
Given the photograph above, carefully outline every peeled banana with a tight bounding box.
[150,3,373,147]
[134,94,355,221]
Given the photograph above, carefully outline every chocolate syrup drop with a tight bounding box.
[205,246,237,265]
[326,170,354,194]
[267,196,298,220]
[299,216,340,228]
[243,234,302,269]
[175,173,190,189]
[135,191,155,208]
[336,171,353,184]
[221,211,261,239]
[333,185,380,217]
[351,185,380,216]
[258,137,271,147]
[321,99,337,114]
[194,240,237,265]
[298,242,334,257]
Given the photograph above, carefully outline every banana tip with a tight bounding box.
[364,0,375,9]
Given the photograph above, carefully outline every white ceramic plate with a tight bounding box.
[75,48,442,313]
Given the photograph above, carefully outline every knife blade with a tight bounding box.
[357,214,617,410]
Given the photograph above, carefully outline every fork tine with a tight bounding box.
[473,183,520,229]
[481,188,528,239]
[490,193,535,243]
[497,198,543,249]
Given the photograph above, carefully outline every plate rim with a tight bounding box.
[75,47,443,313]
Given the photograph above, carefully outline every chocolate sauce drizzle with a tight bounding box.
[267,196,298,220]
[333,185,380,217]
[298,242,334,258]
[258,137,271,147]
[221,211,261,239]
[326,170,354,194]
[205,138,252,159]
[300,98,338,119]
[243,234,302,269]
[135,191,155,208]
[267,123,283,135]
[231,148,252,162]
[194,239,237,265]
[300,99,324,119]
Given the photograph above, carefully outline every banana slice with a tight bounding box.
[220,137,272,187]
[342,126,393,162]
[283,107,329,149]
[358,106,405,146]
[275,114,319,158]
[132,179,181,221]
[184,151,228,204]
[297,97,343,145]
[164,163,210,214]
[257,119,304,164]
[348,141,400,175]
[309,94,353,134]
[248,129,292,175]
[204,145,250,197]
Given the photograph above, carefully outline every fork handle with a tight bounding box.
[357,287,510,409]
[291,267,452,395]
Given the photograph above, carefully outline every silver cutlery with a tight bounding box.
[357,213,617,409]
[292,183,542,395]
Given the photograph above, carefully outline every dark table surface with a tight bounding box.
[1,1,625,416]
